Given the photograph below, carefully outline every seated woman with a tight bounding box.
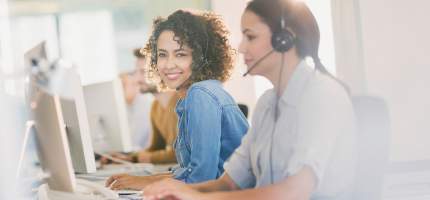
[105,9,249,190]
[142,0,357,200]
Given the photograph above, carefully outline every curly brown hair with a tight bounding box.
[144,9,235,89]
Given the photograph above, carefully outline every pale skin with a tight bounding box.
[141,10,317,200]
[105,30,193,190]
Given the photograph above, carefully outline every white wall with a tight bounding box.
[343,0,430,161]
[60,10,118,85]
[211,0,258,118]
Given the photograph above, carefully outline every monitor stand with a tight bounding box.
[37,178,119,200]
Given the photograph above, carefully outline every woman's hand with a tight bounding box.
[144,178,204,200]
[105,174,154,190]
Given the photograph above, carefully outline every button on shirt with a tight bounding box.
[224,61,357,199]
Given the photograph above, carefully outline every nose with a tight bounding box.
[165,56,176,69]
[238,37,247,54]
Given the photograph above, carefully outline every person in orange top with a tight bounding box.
[102,49,179,164]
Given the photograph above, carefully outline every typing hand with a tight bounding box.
[143,178,203,200]
[106,174,153,190]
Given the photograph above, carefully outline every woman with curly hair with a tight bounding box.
[105,9,249,190]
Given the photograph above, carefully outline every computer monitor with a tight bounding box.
[23,41,47,70]
[24,42,96,174]
[60,71,97,174]
[31,86,76,192]
[30,86,118,199]
[83,78,133,153]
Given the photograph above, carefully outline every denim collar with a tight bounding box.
[176,98,185,116]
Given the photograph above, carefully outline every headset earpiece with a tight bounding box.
[271,28,295,53]
[271,17,295,53]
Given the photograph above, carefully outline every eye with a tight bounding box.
[176,52,188,57]
[245,34,256,41]
[157,52,167,58]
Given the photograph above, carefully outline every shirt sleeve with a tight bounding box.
[146,102,164,152]
[223,127,256,189]
[146,102,177,164]
[285,82,354,190]
[173,87,222,183]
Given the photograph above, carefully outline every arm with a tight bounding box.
[146,103,165,152]
[191,173,240,192]
[174,88,222,183]
[143,167,315,200]
[144,102,177,163]
[202,167,315,200]
[106,173,174,190]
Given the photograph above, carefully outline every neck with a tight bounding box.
[154,90,172,100]
[265,52,301,97]
[177,88,187,99]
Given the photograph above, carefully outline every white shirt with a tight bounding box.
[128,93,154,150]
[224,61,357,199]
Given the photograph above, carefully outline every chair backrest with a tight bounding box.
[238,103,249,119]
[351,96,391,200]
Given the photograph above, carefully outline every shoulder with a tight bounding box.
[186,80,235,106]
[298,71,353,116]
[189,80,222,94]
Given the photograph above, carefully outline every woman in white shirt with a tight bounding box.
[142,0,356,199]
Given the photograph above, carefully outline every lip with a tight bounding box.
[164,72,183,81]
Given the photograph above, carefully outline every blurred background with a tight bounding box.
[1,0,429,199]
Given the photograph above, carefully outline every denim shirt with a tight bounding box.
[173,80,249,183]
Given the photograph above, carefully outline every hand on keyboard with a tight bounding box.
[106,174,156,190]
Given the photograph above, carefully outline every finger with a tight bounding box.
[105,174,127,187]
[110,180,125,190]
[105,176,115,187]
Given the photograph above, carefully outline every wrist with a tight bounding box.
[138,151,152,163]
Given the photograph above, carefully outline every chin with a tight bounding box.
[163,81,180,90]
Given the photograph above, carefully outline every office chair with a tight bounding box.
[238,103,249,119]
[351,96,391,200]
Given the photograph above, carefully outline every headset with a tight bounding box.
[271,13,295,53]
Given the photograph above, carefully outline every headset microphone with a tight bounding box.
[242,49,275,77]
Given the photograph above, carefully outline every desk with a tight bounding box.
[38,163,176,200]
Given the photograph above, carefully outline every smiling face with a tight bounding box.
[238,10,280,77]
[156,30,193,90]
